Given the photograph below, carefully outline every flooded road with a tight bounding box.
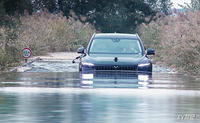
[0,59,200,123]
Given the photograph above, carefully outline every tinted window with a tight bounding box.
[89,38,142,54]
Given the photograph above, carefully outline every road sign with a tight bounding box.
[22,48,32,58]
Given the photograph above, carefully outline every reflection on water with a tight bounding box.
[0,72,80,88]
[1,71,199,90]
[80,71,153,89]
[0,60,200,122]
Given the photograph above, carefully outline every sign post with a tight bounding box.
[22,48,32,63]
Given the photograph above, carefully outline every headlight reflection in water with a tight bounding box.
[80,72,152,89]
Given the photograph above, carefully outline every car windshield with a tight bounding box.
[89,38,142,54]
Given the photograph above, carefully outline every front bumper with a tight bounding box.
[81,64,152,72]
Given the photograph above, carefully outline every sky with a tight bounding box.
[171,0,191,8]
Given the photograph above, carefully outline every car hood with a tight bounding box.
[83,54,149,65]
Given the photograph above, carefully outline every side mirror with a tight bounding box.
[77,47,85,54]
[147,48,155,55]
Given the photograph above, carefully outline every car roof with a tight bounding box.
[94,33,139,39]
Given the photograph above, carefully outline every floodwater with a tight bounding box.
[0,60,200,123]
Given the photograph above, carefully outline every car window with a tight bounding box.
[89,38,142,54]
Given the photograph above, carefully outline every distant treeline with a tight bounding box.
[0,0,172,33]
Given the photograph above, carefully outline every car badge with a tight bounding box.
[114,65,118,69]
[114,57,118,62]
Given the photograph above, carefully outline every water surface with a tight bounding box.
[0,60,200,123]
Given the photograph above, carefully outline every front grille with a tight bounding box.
[93,71,138,79]
[94,65,138,71]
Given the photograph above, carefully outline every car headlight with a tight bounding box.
[138,63,150,67]
[82,62,94,66]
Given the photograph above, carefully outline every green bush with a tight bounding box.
[0,11,21,69]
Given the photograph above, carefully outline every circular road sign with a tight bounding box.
[22,48,32,58]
